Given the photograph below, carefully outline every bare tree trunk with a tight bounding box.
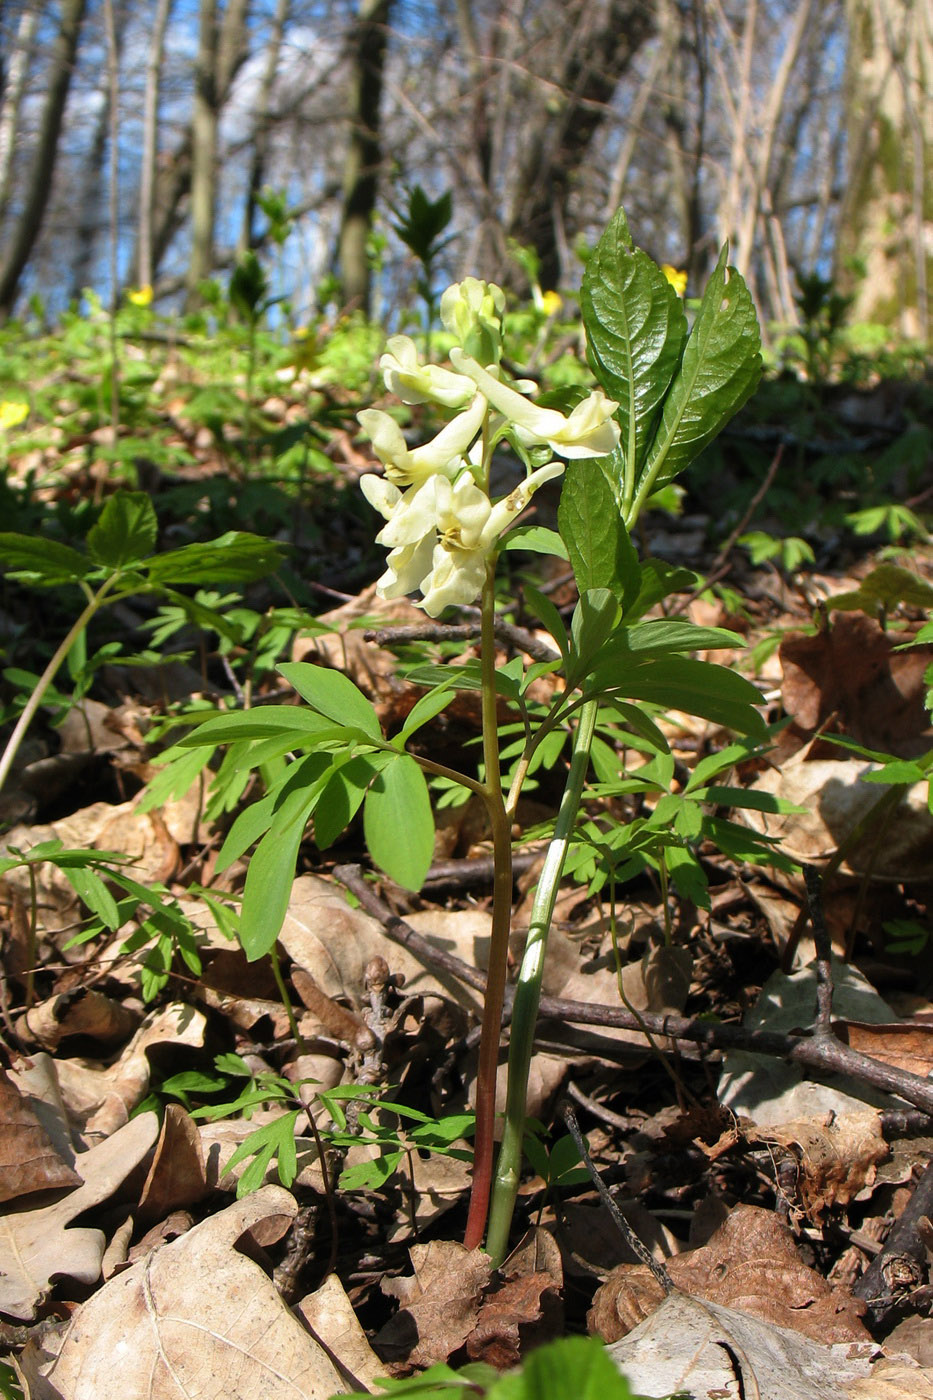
[186,0,218,305]
[239,0,289,252]
[0,4,39,225]
[836,0,932,340]
[68,0,130,302]
[145,0,247,293]
[337,0,391,315]
[504,0,654,290]
[138,0,174,288]
[0,0,87,320]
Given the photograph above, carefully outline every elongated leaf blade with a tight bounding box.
[314,753,381,849]
[363,753,433,891]
[640,246,761,496]
[582,208,688,503]
[589,654,766,738]
[145,533,284,585]
[278,661,382,740]
[176,706,337,747]
[87,491,157,567]
[558,458,639,604]
[0,534,93,585]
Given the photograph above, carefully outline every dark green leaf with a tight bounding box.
[637,246,762,505]
[146,533,284,585]
[314,754,380,849]
[558,458,640,605]
[86,491,157,567]
[0,533,92,586]
[582,208,688,508]
[176,706,337,747]
[589,654,766,737]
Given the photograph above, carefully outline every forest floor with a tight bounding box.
[0,348,932,1399]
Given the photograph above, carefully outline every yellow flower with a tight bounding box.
[540,289,562,317]
[0,401,28,431]
[661,265,688,297]
[127,284,153,307]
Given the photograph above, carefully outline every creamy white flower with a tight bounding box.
[440,279,505,350]
[358,392,487,488]
[449,349,620,459]
[379,335,477,407]
[363,463,563,616]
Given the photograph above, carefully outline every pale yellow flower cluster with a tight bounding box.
[358,280,620,616]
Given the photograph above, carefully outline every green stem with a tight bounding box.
[484,697,598,1267]
[463,558,513,1251]
[0,577,118,795]
[270,944,305,1053]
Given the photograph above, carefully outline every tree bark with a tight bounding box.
[0,4,40,225]
[138,0,175,288]
[239,0,290,252]
[836,0,932,339]
[0,0,87,320]
[503,0,654,290]
[336,0,391,315]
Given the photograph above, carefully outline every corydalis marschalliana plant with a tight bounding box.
[166,213,764,1268]
[358,278,620,614]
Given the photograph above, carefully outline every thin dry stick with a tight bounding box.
[561,1101,675,1295]
[804,864,834,1034]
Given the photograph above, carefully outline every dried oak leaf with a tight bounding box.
[779,611,933,757]
[0,1065,82,1203]
[465,1272,562,1370]
[465,1227,564,1370]
[590,1204,868,1346]
[750,1109,888,1218]
[376,1240,492,1371]
[19,1186,345,1400]
[0,1111,159,1320]
[606,1291,878,1400]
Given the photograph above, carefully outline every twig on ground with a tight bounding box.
[853,1155,933,1329]
[561,1100,675,1295]
[805,864,835,1034]
[363,619,560,664]
[332,866,933,1119]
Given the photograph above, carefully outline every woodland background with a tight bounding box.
[0,0,930,340]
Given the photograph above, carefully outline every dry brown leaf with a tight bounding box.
[19,988,140,1053]
[465,1272,562,1369]
[590,1204,868,1346]
[0,1111,159,1319]
[278,875,485,1020]
[465,1226,564,1369]
[298,1273,386,1391]
[0,1065,81,1203]
[137,1104,208,1221]
[376,1240,492,1370]
[847,1359,933,1398]
[836,1020,933,1077]
[47,1002,207,1140]
[750,1109,888,1217]
[738,752,933,880]
[779,612,933,757]
[19,1186,346,1400]
[555,1197,678,1279]
[606,1291,878,1400]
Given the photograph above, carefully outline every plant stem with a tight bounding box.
[463,559,513,1251]
[484,697,597,1266]
[0,579,117,794]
